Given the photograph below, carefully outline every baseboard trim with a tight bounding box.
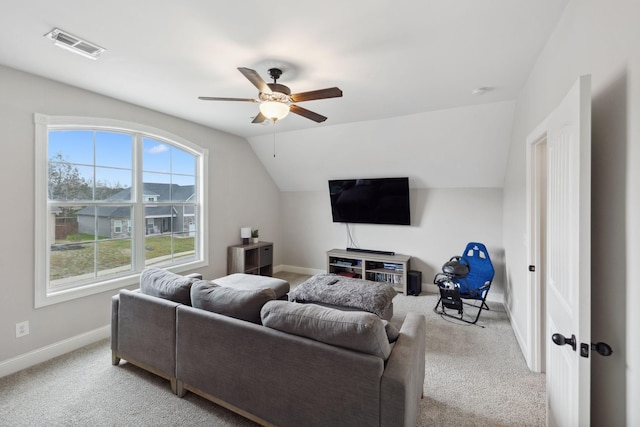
[504,300,533,371]
[274,264,325,276]
[0,325,110,378]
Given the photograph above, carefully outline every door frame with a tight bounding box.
[526,117,550,373]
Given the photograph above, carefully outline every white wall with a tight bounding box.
[502,0,640,424]
[0,65,281,366]
[248,102,515,192]
[280,188,504,298]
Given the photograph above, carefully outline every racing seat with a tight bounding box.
[433,242,495,325]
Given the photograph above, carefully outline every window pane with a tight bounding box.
[50,204,93,286]
[144,205,173,235]
[95,167,131,201]
[144,235,171,266]
[144,172,171,186]
[52,205,86,243]
[97,239,133,277]
[172,147,196,175]
[99,205,132,238]
[142,179,194,202]
[174,207,197,262]
[48,130,94,165]
[48,162,93,201]
[96,132,132,168]
[50,242,94,287]
[172,175,196,192]
[49,204,134,286]
[172,234,196,263]
[144,206,196,265]
[143,138,171,173]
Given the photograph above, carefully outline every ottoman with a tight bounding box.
[212,273,290,300]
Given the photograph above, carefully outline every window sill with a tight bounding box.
[35,259,208,308]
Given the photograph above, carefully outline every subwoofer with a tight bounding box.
[407,270,422,296]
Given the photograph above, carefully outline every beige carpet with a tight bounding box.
[0,272,545,426]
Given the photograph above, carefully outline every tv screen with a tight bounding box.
[328,177,410,225]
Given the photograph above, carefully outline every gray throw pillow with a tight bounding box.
[260,301,392,360]
[191,280,277,324]
[139,267,197,305]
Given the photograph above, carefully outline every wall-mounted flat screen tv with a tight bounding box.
[328,177,410,225]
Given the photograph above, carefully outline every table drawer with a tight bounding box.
[260,245,273,267]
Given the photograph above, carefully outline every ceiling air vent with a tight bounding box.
[44,28,105,60]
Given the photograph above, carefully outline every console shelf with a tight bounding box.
[228,242,273,276]
[326,248,411,293]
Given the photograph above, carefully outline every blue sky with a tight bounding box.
[48,130,195,187]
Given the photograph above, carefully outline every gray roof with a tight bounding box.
[77,183,195,218]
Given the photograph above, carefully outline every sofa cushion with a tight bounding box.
[212,273,290,300]
[260,300,392,360]
[382,320,400,342]
[191,280,277,324]
[139,267,197,305]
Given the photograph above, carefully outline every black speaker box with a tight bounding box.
[407,270,422,296]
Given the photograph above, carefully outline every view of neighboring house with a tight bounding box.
[76,183,195,239]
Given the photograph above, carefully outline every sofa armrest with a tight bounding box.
[184,272,203,280]
[380,312,426,427]
[114,289,181,384]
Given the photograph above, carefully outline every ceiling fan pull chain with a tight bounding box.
[273,120,277,158]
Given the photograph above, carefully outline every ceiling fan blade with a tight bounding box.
[290,104,327,123]
[289,87,343,103]
[198,96,258,102]
[237,67,272,94]
[252,112,268,123]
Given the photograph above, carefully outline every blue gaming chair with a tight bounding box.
[433,242,495,325]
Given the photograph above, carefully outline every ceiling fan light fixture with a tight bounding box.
[259,101,289,121]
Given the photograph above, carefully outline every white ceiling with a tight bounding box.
[0,1,568,190]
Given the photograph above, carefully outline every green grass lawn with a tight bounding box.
[50,234,195,281]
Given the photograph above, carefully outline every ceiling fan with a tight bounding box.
[199,67,343,123]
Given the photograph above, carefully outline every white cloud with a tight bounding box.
[147,144,169,154]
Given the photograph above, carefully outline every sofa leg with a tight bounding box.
[112,351,121,366]
[175,380,186,397]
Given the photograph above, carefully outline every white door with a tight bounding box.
[546,75,591,426]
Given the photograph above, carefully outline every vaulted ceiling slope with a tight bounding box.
[0,1,567,189]
[248,101,516,191]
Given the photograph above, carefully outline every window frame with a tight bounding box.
[34,113,209,307]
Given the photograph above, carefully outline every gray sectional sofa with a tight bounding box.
[111,268,426,427]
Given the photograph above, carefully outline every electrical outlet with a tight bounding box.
[16,321,29,338]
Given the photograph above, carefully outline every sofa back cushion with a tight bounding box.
[191,280,276,324]
[260,301,392,360]
[140,267,197,306]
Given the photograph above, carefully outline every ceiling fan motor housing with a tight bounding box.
[268,67,283,81]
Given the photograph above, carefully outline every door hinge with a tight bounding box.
[528,265,535,272]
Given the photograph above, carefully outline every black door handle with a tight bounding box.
[592,342,613,357]
[552,333,576,351]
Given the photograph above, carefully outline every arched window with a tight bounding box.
[34,114,209,307]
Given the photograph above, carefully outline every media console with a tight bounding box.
[327,248,411,294]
